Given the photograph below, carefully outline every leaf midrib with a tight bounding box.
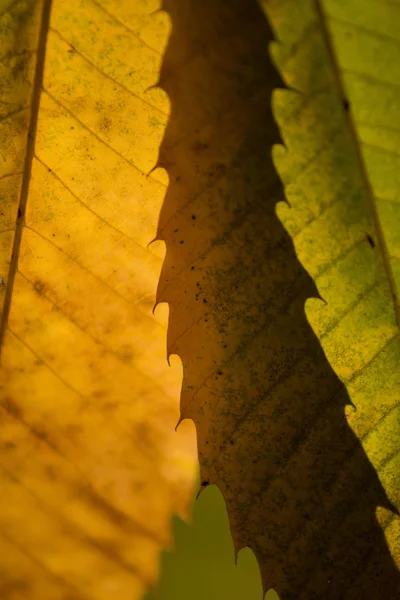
[0,0,53,358]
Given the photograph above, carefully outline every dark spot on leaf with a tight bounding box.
[193,142,208,152]
[191,266,195,270]
[192,214,196,220]
[100,116,113,131]
[366,234,375,248]
[203,298,207,303]
[174,228,179,233]
[34,280,46,294]
[31,426,49,442]
[201,481,209,487]
[17,208,22,219]
[2,398,23,420]
[180,240,184,244]
[342,98,350,111]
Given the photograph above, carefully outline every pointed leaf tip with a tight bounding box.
[147,236,158,250]
[144,83,160,94]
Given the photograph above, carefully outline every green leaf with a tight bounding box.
[318,0,400,323]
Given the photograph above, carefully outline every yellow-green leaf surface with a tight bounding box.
[0,1,197,598]
[155,0,400,598]
[320,0,400,322]
[263,0,400,595]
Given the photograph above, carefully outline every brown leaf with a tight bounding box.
[156,0,400,598]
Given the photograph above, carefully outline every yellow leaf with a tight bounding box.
[0,1,197,598]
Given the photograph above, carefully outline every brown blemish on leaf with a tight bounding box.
[193,141,209,153]
[100,116,113,132]
[4,441,17,450]
[30,425,51,444]
[33,279,46,294]
[117,344,134,363]
[2,397,23,420]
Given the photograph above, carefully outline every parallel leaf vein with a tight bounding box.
[49,26,167,117]
[42,89,165,183]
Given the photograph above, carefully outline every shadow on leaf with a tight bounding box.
[152,0,400,597]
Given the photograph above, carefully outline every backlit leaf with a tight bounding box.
[0,1,197,598]
[156,0,400,598]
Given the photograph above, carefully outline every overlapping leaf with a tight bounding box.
[156,0,400,598]
[0,1,197,598]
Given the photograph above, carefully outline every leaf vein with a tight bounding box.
[49,26,167,116]
[90,0,161,55]
[42,89,165,183]
[33,155,160,254]
[0,529,87,595]
[326,12,400,46]
[342,67,400,93]
[0,105,29,124]
[0,0,52,359]
[0,170,23,182]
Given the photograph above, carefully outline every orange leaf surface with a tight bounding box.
[0,1,197,598]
